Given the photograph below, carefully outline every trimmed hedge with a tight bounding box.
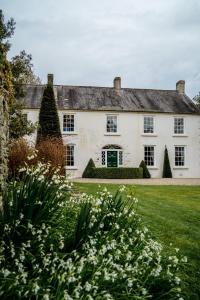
[82,159,143,179]
[87,167,143,179]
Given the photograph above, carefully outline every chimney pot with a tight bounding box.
[113,77,121,91]
[47,74,54,86]
[176,80,185,94]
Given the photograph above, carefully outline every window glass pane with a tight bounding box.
[119,151,123,165]
[144,117,154,133]
[175,146,185,166]
[63,115,74,132]
[102,151,106,165]
[174,118,184,134]
[144,146,154,166]
[66,145,75,166]
[107,116,117,132]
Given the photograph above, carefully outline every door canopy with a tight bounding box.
[102,144,122,149]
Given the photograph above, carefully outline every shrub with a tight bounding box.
[0,163,186,299]
[93,167,143,179]
[8,138,34,178]
[37,83,62,143]
[139,160,151,178]
[82,158,96,178]
[163,147,172,178]
[36,137,65,175]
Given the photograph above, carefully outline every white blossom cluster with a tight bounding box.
[0,165,186,299]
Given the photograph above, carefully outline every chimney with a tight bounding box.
[113,77,121,91]
[47,73,54,86]
[176,80,185,94]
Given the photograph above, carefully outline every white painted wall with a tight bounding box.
[24,108,200,178]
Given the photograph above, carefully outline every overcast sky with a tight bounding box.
[2,0,200,97]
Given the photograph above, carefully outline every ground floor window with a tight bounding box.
[66,145,75,166]
[101,145,123,167]
[144,146,155,166]
[175,146,185,166]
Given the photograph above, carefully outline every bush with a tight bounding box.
[82,158,96,178]
[37,83,62,143]
[163,147,172,178]
[93,167,143,179]
[139,160,151,178]
[0,165,186,299]
[8,138,34,178]
[36,137,65,175]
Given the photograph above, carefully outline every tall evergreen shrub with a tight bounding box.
[139,160,151,178]
[162,147,172,178]
[82,159,95,178]
[37,83,62,143]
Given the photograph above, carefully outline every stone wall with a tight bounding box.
[0,93,9,199]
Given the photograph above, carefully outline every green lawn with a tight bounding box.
[74,183,200,299]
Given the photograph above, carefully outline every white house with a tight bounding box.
[20,74,200,178]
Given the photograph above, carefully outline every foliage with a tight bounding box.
[8,138,33,178]
[10,50,41,98]
[37,84,62,143]
[0,164,186,299]
[9,101,36,139]
[139,160,151,178]
[93,167,143,179]
[0,9,15,103]
[82,159,143,179]
[193,92,200,106]
[36,137,65,175]
[82,158,96,178]
[162,147,172,178]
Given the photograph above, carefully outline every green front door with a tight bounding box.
[107,151,118,167]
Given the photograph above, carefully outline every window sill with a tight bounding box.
[173,167,189,170]
[172,134,188,137]
[147,166,158,170]
[141,133,158,137]
[104,133,121,136]
[65,166,78,170]
[62,132,78,135]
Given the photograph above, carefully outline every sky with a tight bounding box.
[1,0,200,98]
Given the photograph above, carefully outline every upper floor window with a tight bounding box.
[175,146,185,166]
[144,116,154,133]
[144,145,155,166]
[63,114,74,132]
[66,144,75,166]
[174,117,184,134]
[107,115,117,133]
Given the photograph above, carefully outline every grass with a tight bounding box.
[74,183,200,299]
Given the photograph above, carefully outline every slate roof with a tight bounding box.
[18,84,200,114]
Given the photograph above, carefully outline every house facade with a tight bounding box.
[20,74,200,178]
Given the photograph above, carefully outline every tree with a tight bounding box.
[193,92,200,107]
[10,50,41,98]
[139,160,151,178]
[162,146,172,178]
[82,159,96,178]
[37,82,62,143]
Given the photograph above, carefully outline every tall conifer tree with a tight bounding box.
[37,75,62,143]
[162,146,172,178]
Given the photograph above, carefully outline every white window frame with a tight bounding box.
[62,113,76,134]
[144,145,155,167]
[106,115,118,133]
[65,144,75,167]
[174,117,184,135]
[101,149,123,167]
[143,116,154,134]
[174,145,186,167]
